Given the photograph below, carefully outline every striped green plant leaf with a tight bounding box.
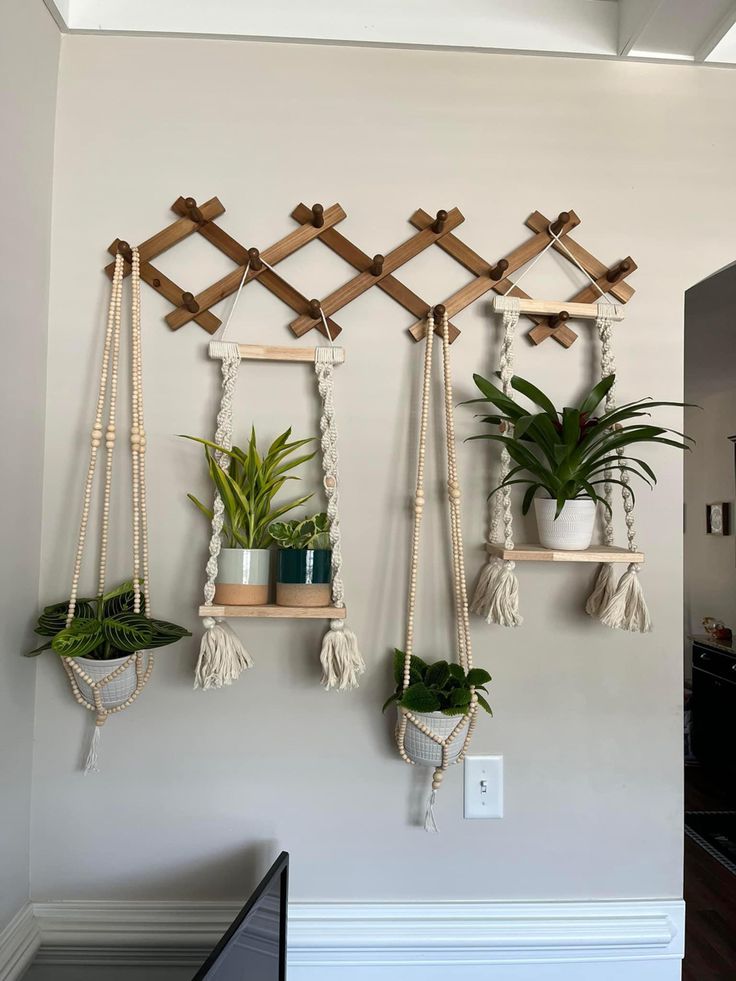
[51,619,105,658]
[101,613,154,653]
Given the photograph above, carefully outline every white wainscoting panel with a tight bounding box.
[0,905,41,981]
[25,898,685,980]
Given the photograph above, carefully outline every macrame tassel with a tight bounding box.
[320,620,365,691]
[424,789,439,833]
[195,617,253,690]
[84,721,103,775]
[470,557,501,619]
[585,562,616,618]
[484,559,522,627]
[599,564,652,633]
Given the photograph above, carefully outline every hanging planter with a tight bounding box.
[270,513,332,607]
[390,306,493,832]
[26,248,191,771]
[534,497,597,551]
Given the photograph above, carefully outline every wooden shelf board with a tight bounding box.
[199,605,346,619]
[485,543,644,564]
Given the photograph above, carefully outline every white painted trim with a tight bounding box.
[698,3,736,62]
[31,899,685,970]
[617,0,665,57]
[0,905,41,981]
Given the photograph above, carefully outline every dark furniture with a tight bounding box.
[691,636,736,771]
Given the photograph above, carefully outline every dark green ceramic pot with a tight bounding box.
[276,549,332,607]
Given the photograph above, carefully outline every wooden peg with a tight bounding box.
[311,204,325,228]
[489,259,509,281]
[432,210,448,233]
[433,304,446,318]
[248,247,263,271]
[182,292,200,314]
[308,299,322,320]
[548,310,570,330]
[606,259,632,283]
[184,197,205,224]
[117,240,133,262]
[549,212,571,236]
[370,254,384,276]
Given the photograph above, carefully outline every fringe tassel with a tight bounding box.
[585,562,616,618]
[469,557,501,619]
[194,617,253,690]
[476,559,522,627]
[599,564,652,633]
[424,790,439,833]
[84,722,102,775]
[320,620,365,691]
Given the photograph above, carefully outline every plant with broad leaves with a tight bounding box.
[269,512,330,549]
[183,427,315,549]
[382,650,492,716]
[25,581,191,660]
[464,373,692,517]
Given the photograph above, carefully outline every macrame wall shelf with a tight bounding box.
[486,543,644,564]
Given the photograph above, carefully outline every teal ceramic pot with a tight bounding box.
[276,549,332,607]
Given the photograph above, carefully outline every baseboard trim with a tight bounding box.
[31,898,685,970]
[0,905,41,981]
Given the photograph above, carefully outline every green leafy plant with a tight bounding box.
[465,373,691,517]
[382,650,492,716]
[25,581,191,660]
[183,427,315,549]
[268,512,331,549]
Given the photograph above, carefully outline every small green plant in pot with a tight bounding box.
[465,373,691,551]
[383,650,492,766]
[183,427,314,605]
[269,512,333,607]
[25,580,191,709]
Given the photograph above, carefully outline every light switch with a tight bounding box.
[464,755,503,819]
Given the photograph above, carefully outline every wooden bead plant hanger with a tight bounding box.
[470,218,649,632]
[195,255,365,691]
[396,305,478,832]
[63,248,154,772]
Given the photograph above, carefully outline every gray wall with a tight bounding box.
[30,36,736,905]
[0,0,59,929]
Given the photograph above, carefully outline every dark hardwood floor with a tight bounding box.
[683,764,736,981]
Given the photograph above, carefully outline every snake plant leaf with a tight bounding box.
[101,613,154,653]
[466,667,492,686]
[400,682,441,713]
[51,619,105,658]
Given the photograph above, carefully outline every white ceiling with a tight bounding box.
[43,0,736,66]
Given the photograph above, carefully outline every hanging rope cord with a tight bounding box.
[62,250,153,771]
[398,310,478,781]
[197,256,363,690]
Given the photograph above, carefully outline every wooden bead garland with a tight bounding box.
[61,247,154,770]
[396,308,479,829]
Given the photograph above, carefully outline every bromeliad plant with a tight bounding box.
[382,650,492,716]
[184,427,315,549]
[466,373,690,516]
[269,512,331,550]
[25,581,191,660]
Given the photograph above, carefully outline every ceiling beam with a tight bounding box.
[695,2,736,61]
[42,0,69,31]
[617,0,665,56]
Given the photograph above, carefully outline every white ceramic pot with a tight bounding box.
[398,709,470,766]
[534,496,597,550]
[75,653,148,709]
[215,548,271,605]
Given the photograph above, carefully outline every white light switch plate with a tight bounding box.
[464,755,503,819]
